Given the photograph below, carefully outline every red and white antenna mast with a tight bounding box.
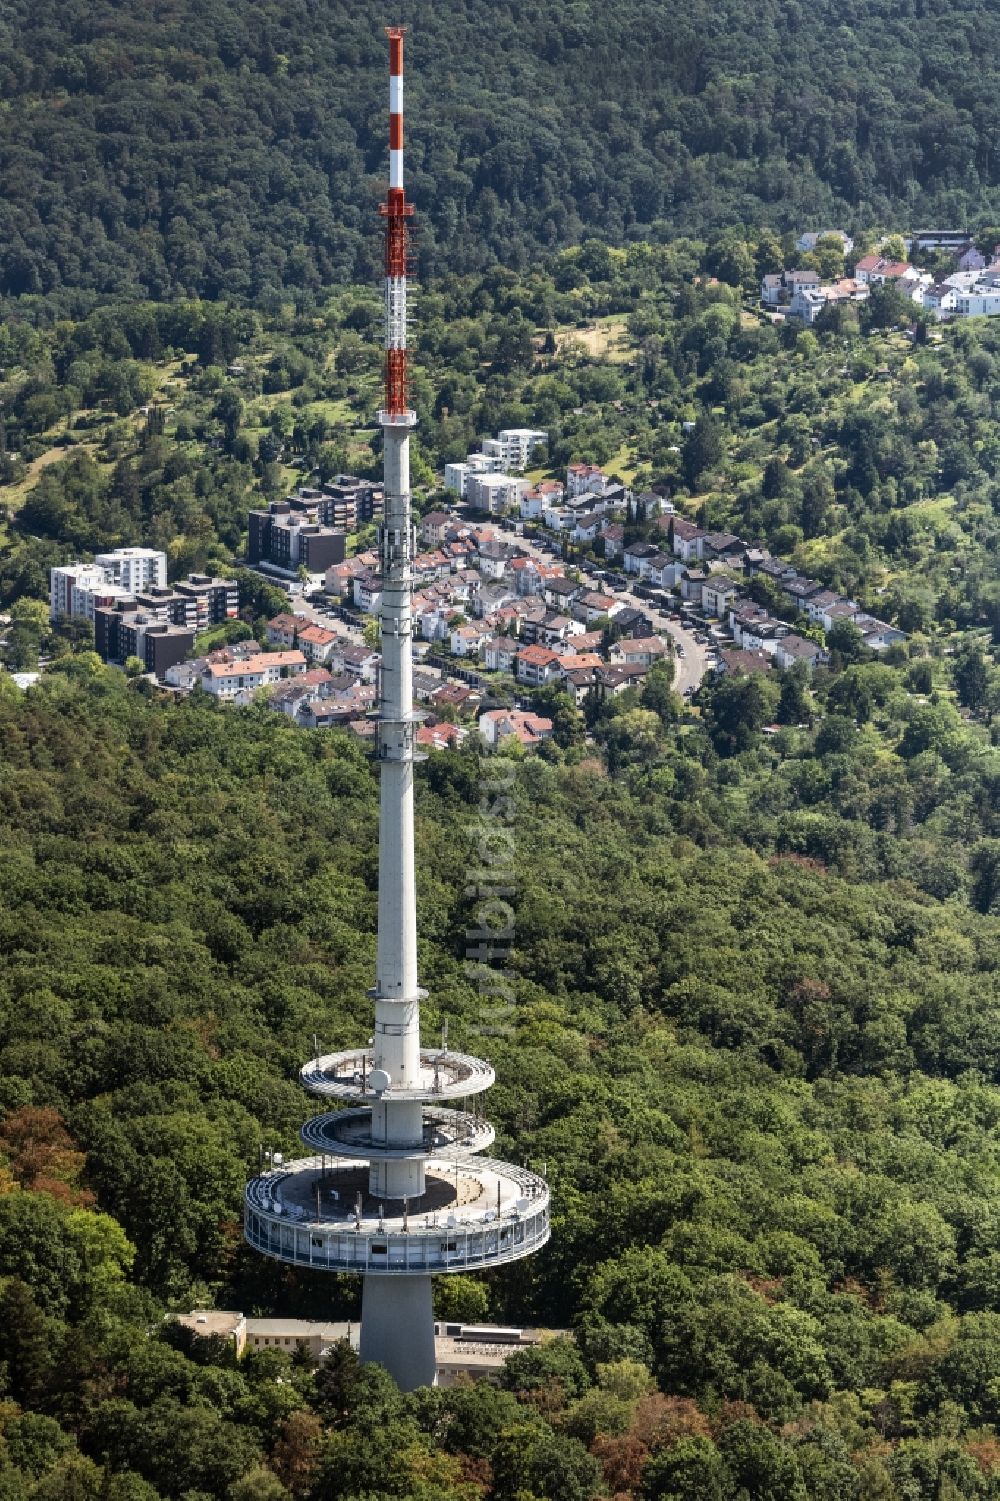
[380,25,414,419]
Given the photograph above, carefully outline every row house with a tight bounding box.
[823,599,862,632]
[855,615,907,651]
[483,636,520,674]
[746,553,796,586]
[782,575,826,610]
[802,589,843,626]
[353,571,383,613]
[203,650,307,701]
[701,531,746,565]
[669,517,709,562]
[701,576,743,618]
[731,606,789,654]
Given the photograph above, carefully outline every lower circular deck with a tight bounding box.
[244,1153,549,1275]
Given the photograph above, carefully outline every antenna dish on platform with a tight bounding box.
[369,1068,392,1095]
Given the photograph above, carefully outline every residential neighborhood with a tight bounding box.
[762,228,1000,324]
[45,432,908,755]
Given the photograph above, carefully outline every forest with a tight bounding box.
[3,0,1000,300]
[5,661,1000,1496]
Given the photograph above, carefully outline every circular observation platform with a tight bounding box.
[300,1107,495,1161]
[301,1049,495,1104]
[244,1154,549,1276]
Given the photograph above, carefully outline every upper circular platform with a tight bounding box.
[301,1049,495,1103]
[299,1107,495,1161]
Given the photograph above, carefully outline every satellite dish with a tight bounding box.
[273,1152,284,1165]
[369,1067,392,1094]
[515,1197,529,1213]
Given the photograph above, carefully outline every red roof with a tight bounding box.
[517,644,561,666]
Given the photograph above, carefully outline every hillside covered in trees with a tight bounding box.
[4,668,1000,1498]
[3,0,1000,300]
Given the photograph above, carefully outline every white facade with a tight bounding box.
[50,550,167,621]
[955,287,1000,318]
[481,429,547,472]
[49,564,131,622]
[444,463,469,498]
[444,454,495,499]
[466,473,525,515]
[94,548,167,594]
[203,651,307,699]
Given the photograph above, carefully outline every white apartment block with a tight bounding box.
[481,429,547,472]
[444,453,495,499]
[466,473,526,515]
[50,563,133,621]
[94,548,167,594]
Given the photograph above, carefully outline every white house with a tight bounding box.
[353,571,383,614]
[203,650,307,700]
[923,283,959,318]
[450,623,490,658]
[566,463,609,498]
[478,709,553,751]
[796,229,854,255]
